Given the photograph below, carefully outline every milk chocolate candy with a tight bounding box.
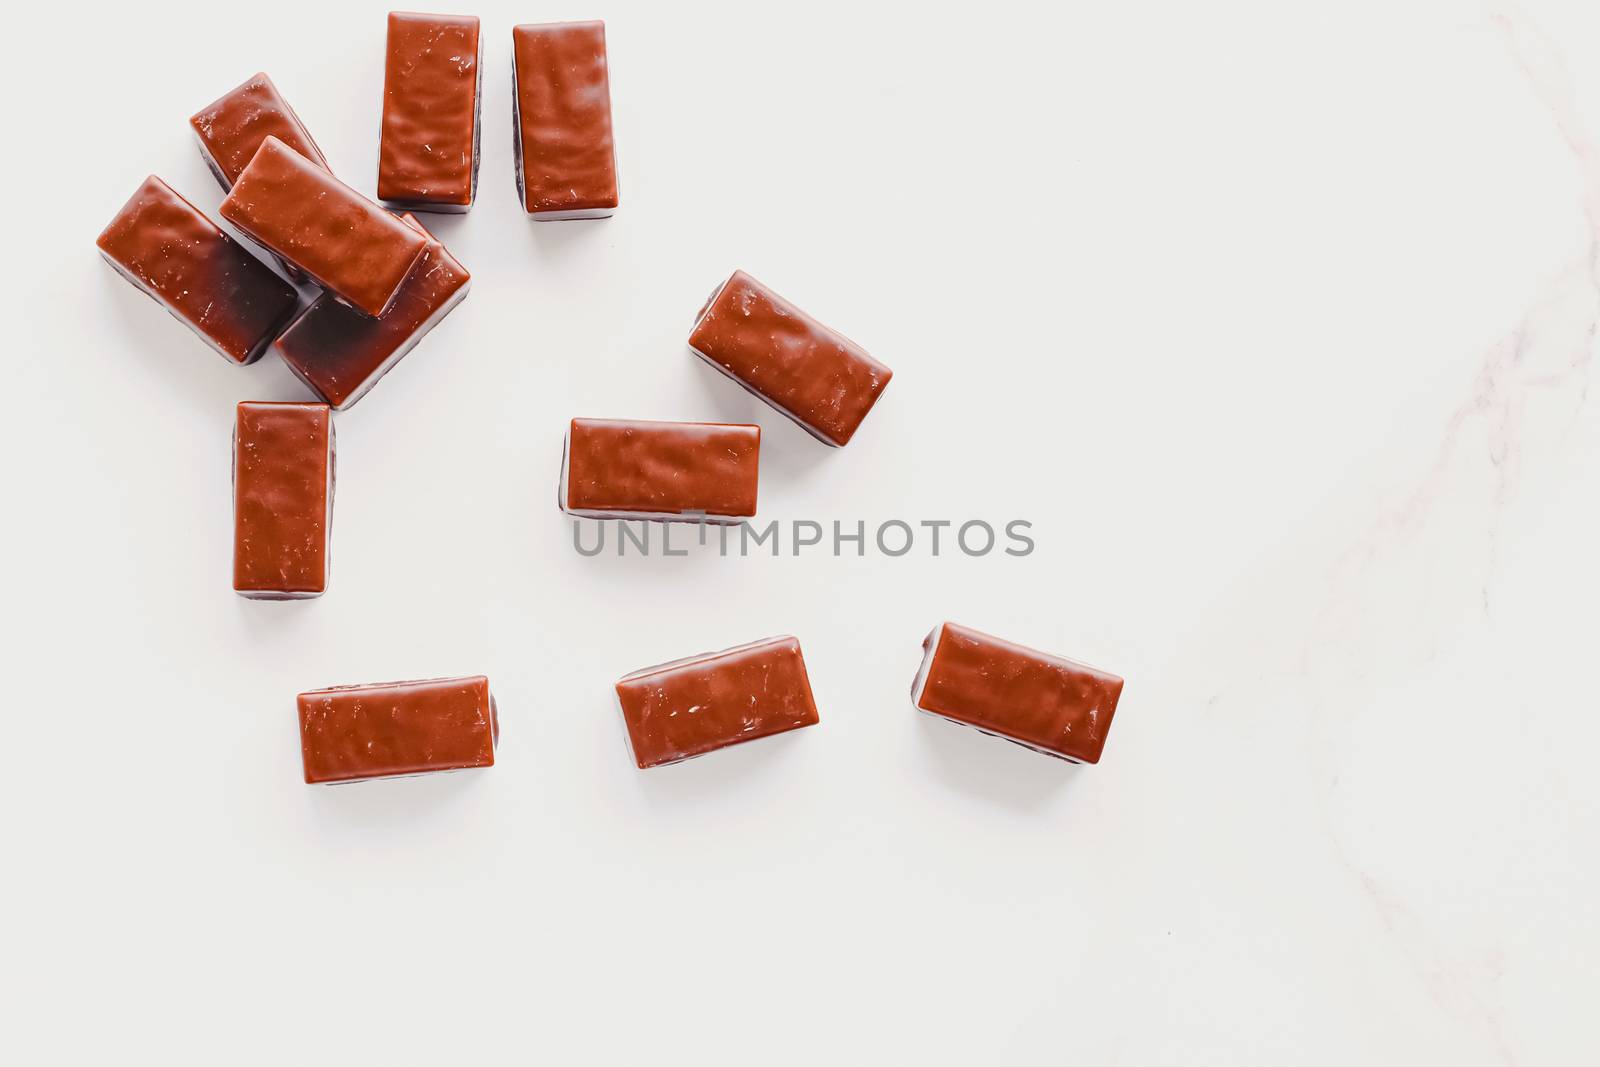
[912,623,1123,764]
[273,214,471,409]
[96,176,297,365]
[233,402,334,599]
[512,21,619,219]
[221,136,428,316]
[615,637,820,769]
[379,13,483,212]
[190,73,331,192]
[298,676,497,784]
[688,271,892,446]
[561,418,760,522]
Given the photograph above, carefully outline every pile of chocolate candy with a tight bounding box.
[96,15,1123,783]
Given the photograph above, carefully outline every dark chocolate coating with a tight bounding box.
[96,176,297,365]
[273,214,471,409]
[233,402,333,598]
[564,418,760,519]
[298,676,497,784]
[512,21,619,217]
[190,73,330,191]
[380,13,482,210]
[915,623,1123,764]
[616,637,820,768]
[688,271,892,446]
[221,137,428,317]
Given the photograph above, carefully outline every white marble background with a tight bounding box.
[4,1,1596,1063]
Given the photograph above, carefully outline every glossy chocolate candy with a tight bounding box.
[298,676,497,784]
[233,402,334,599]
[96,176,297,365]
[273,213,471,409]
[615,637,820,768]
[561,418,760,522]
[512,21,619,219]
[380,13,482,212]
[191,74,331,281]
[688,271,892,446]
[221,136,428,316]
[191,73,330,191]
[912,623,1123,764]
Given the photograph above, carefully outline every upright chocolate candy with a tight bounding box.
[273,214,471,409]
[912,623,1123,764]
[615,637,821,769]
[379,12,483,212]
[190,73,330,191]
[512,20,619,219]
[298,676,497,784]
[561,418,760,522]
[689,271,892,446]
[96,176,297,365]
[221,136,428,316]
[233,402,334,599]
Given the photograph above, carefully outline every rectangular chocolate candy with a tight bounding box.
[221,136,428,316]
[561,418,760,522]
[273,214,471,409]
[234,402,334,599]
[379,13,483,212]
[298,676,497,784]
[512,21,619,219]
[688,271,892,446]
[912,622,1123,764]
[191,73,330,191]
[96,176,297,365]
[615,637,820,768]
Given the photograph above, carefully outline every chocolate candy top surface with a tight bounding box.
[298,676,497,783]
[190,72,330,191]
[221,136,428,316]
[96,175,298,365]
[274,213,471,409]
[616,637,820,768]
[379,13,482,208]
[512,20,619,216]
[689,271,892,446]
[564,418,760,519]
[233,401,333,598]
[916,623,1123,764]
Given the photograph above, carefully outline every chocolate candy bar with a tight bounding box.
[512,21,619,219]
[191,73,330,191]
[912,623,1123,764]
[273,213,471,409]
[298,676,497,784]
[561,418,760,522]
[615,637,820,768]
[379,13,483,212]
[96,176,297,365]
[221,136,428,316]
[233,402,334,599]
[688,271,892,446]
